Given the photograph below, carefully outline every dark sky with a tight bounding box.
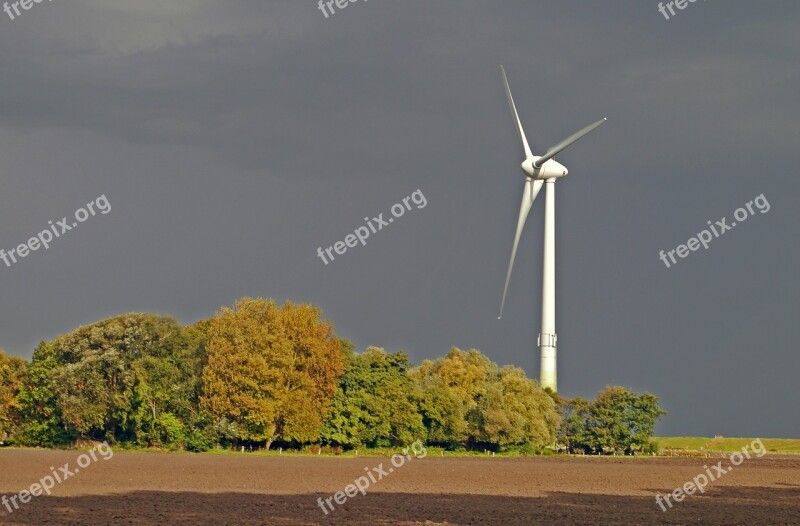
[1,1,798,437]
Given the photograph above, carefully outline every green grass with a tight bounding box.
[654,437,800,454]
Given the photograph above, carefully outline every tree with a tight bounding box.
[412,348,491,448]
[557,396,593,453]
[16,314,204,446]
[490,366,561,448]
[412,379,467,447]
[560,386,667,454]
[0,350,27,444]
[15,342,72,446]
[411,347,559,450]
[322,347,425,448]
[127,326,204,447]
[201,298,345,449]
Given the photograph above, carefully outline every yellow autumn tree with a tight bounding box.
[200,298,344,448]
[0,350,27,443]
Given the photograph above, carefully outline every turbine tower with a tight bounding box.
[497,66,606,393]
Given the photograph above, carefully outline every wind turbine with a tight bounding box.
[497,66,606,393]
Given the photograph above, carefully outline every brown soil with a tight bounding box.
[0,450,798,525]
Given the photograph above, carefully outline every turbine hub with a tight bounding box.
[522,157,569,179]
[521,158,536,177]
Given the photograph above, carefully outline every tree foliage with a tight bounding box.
[411,348,560,450]
[0,350,27,444]
[322,347,425,448]
[15,342,72,446]
[201,298,345,448]
[559,386,667,454]
[15,314,203,447]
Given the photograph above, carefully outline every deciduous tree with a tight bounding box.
[16,314,203,446]
[0,350,26,444]
[559,386,666,454]
[322,347,424,448]
[412,347,559,450]
[201,298,344,449]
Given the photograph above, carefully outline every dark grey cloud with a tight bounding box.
[0,1,798,437]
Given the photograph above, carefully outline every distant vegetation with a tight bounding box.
[655,437,800,454]
[0,297,664,455]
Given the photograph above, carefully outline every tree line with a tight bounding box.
[0,297,665,454]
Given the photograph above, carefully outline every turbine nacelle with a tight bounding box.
[521,157,568,180]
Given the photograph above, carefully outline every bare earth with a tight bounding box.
[0,450,798,525]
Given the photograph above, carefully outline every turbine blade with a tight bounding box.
[498,178,543,319]
[500,66,533,159]
[534,118,607,168]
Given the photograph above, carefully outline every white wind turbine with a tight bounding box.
[497,66,606,393]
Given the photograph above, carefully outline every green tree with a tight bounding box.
[322,347,425,448]
[413,381,467,447]
[15,342,72,446]
[201,298,344,449]
[557,396,592,453]
[16,314,204,446]
[412,348,491,448]
[486,366,561,448]
[128,329,204,447]
[411,348,559,451]
[560,386,666,454]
